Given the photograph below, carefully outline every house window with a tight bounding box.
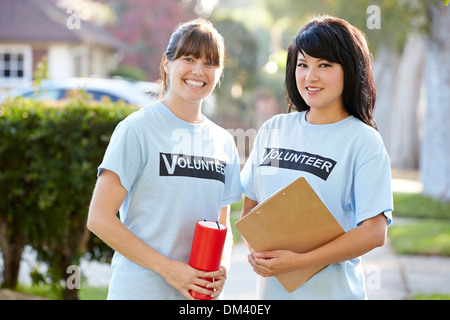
[0,45,32,88]
[0,52,25,78]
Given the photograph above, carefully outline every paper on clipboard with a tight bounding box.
[235,177,344,292]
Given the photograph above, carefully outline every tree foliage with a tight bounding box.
[106,0,196,80]
[0,95,137,299]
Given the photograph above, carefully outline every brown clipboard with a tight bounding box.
[235,177,345,292]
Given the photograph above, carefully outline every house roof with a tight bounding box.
[0,0,122,49]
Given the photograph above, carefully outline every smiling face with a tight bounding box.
[164,54,221,105]
[159,20,224,122]
[295,51,345,113]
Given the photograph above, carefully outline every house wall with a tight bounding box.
[89,46,120,77]
[0,43,120,90]
[48,44,118,79]
[48,44,75,78]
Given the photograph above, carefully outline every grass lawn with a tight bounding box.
[79,286,108,300]
[389,220,450,256]
[17,283,108,300]
[392,193,450,220]
[389,193,450,257]
[412,293,450,300]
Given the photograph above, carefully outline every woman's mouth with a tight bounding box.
[184,79,206,88]
[306,86,323,92]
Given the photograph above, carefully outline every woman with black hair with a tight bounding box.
[240,15,393,299]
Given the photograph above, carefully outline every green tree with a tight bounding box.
[106,0,196,80]
[0,98,39,289]
[212,18,260,120]
[0,96,137,299]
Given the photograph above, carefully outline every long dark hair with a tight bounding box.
[285,15,377,129]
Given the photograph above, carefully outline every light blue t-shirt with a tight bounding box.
[99,101,242,299]
[241,111,393,300]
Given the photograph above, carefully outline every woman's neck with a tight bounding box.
[161,95,203,124]
[305,107,349,125]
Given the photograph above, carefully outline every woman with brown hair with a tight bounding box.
[88,19,241,300]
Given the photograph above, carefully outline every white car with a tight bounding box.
[0,77,159,106]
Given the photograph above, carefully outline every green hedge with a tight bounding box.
[0,95,137,299]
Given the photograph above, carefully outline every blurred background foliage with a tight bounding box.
[0,94,137,299]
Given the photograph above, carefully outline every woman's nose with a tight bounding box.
[192,61,204,76]
[305,68,318,81]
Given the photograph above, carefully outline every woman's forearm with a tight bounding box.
[87,209,169,275]
[249,213,388,277]
[87,170,170,275]
[298,213,387,269]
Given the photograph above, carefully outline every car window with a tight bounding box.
[85,90,129,103]
[22,89,64,100]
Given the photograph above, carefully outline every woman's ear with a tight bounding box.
[162,55,170,74]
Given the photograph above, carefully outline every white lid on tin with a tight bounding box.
[199,220,226,230]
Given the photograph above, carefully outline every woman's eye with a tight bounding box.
[205,61,216,67]
[297,63,307,68]
[183,57,194,62]
[319,63,332,68]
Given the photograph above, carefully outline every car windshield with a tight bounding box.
[22,89,64,100]
[84,89,128,103]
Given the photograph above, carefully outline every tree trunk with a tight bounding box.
[0,216,24,289]
[373,46,401,153]
[420,4,450,201]
[60,222,91,300]
[61,258,79,301]
[388,34,425,169]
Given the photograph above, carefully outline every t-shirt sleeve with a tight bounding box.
[98,120,143,192]
[240,128,262,202]
[241,154,257,201]
[353,149,393,227]
[221,139,243,207]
